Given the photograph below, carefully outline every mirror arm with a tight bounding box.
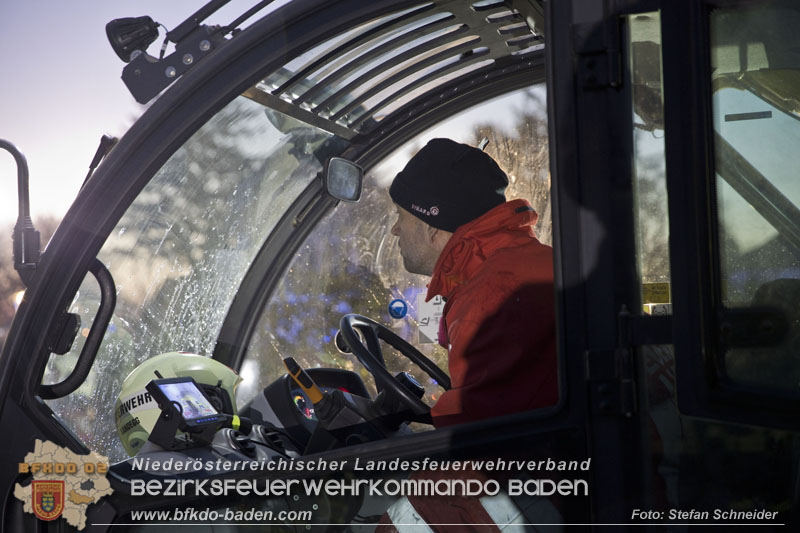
[0,139,41,287]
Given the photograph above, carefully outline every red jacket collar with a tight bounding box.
[426,199,539,301]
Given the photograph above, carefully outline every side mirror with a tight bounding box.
[323,157,363,202]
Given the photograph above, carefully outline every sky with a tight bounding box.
[0,1,535,229]
[0,1,267,226]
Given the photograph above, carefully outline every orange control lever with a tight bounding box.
[283,357,324,404]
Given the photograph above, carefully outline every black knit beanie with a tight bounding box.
[389,138,508,232]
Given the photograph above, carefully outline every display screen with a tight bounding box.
[157,381,219,420]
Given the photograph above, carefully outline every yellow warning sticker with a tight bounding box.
[642,282,670,304]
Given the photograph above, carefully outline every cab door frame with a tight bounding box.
[661,0,800,429]
[547,0,659,522]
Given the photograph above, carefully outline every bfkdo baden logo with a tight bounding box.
[15,440,114,530]
[32,480,65,521]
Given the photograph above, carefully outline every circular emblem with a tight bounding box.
[388,299,408,319]
[430,206,439,216]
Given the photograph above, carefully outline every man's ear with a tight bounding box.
[427,225,453,248]
[425,224,439,243]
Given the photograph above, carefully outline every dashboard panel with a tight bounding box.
[241,368,370,453]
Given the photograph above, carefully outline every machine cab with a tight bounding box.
[1,0,799,530]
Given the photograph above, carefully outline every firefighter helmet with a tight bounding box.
[114,351,242,456]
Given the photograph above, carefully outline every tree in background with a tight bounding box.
[632,130,671,284]
[471,89,551,245]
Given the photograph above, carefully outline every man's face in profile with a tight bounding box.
[390,204,437,277]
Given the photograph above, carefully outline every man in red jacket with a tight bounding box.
[389,138,558,428]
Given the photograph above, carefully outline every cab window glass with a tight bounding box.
[629,11,672,315]
[710,3,800,389]
[42,97,337,461]
[239,87,550,410]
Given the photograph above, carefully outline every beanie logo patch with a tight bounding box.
[411,203,439,217]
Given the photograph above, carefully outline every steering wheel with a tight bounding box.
[338,314,450,419]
